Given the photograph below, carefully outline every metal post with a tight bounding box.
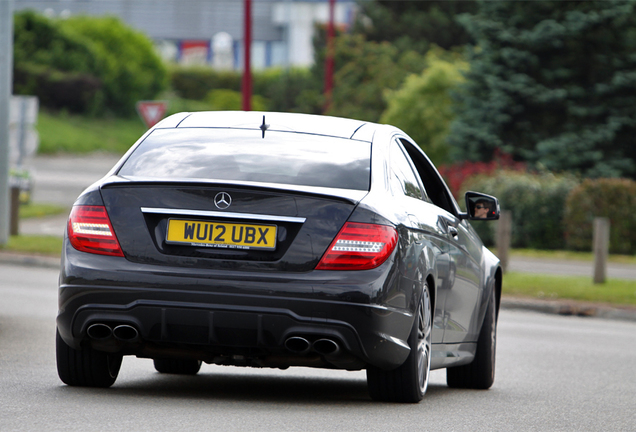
[9,185,18,236]
[323,0,336,113]
[0,0,15,245]
[242,0,252,111]
[496,210,512,273]
[593,217,610,284]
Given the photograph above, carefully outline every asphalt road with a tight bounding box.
[1,262,635,431]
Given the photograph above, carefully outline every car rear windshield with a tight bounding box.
[117,128,371,191]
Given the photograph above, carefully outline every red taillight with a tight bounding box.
[67,205,124,257]
[315,222,398,271]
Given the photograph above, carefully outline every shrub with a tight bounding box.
[171,66,320,114]
[253,67,320,113]
[438,150,526,198]
[13,10,104,112]
[325,34,426,122]
[564,178,636,254]
[60,15,168,115]
[462,171,579,249]
[170,66,242,100]
[381,48,468,165]
[14,62,103,113]
[13,10,101,74]
[204,89,267,111]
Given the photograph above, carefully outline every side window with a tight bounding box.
[390,140,424,200]
[399,138,457,215]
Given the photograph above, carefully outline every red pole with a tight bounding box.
[323,0,336,113]
[242,0,252,111]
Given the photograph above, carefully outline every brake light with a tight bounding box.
[316,222,398,270]
[67,206,124,257]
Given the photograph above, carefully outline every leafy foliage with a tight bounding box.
[13,10,104,113]
[60,15,168,116]
[463,171,579,249]
[322,33,425,122]
[170,66,320,114]
[170,66,242,99]
[204,89,267,111]
[381,49,467,164]
[438,150,526,198]
[564,178,636,254]
[353,0,477,53]
[448,0,636,179]
[14,11,166,115]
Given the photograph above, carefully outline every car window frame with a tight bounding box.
[389,139,428,201]
[396,137,460,217]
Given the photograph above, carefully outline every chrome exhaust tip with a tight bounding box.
[284,336,311,354]
[87,323,113,340]
[113,324,139,342]
[313,338,340,356]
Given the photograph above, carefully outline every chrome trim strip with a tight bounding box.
[140,207,306,223]
[118,176,368,203]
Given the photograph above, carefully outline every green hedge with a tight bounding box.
[13,10,104,113]
[14,62,103,113]
[564,178,636,254]
[170,66,242,100]
[60,15,168,116]
[13,11,166,115]
[170,66,321,113]
[462,171,579,249]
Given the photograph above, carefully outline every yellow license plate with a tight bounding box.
[166,219,277,250]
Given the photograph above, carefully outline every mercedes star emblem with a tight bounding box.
[214,192,232,209]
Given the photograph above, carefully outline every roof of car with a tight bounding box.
[153,111,377,142]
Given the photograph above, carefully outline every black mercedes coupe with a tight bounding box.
[56,111,502,403]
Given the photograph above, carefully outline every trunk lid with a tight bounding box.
[100,181,361,272]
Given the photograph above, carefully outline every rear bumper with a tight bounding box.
[57,247,414,370]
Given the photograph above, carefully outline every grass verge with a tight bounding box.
[504,272,636,306]
[509,248,636,265]
[2,235,63,256]
[20,203,68,219]
[38,110,146,154]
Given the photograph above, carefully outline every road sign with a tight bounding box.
[136,101,168,129]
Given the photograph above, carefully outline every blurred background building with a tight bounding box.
[14,0,357,69]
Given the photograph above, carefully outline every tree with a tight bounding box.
[60,15,168,116]
[381,48,467,164]
[448,0,636,178]
[320,33,425,122]
[13,10,105,113]
[353,0,477,54]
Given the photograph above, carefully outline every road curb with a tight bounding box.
[0,251,61,269]
[501,296,636,322]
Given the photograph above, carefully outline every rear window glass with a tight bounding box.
[118,128,371,191]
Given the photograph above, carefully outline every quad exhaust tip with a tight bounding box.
[313,338,340,356]
[87,323,113,340]
[284,336,311,354]
[87,323,139,342]
[113,325,139,342]
[284,336,340,356]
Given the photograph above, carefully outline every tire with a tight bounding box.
[153,358,202,375]
[367,284,432,403]
[56,329,122,388]
[446,290,497,389]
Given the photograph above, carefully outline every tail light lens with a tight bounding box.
[67,206,124,257]
[316,222,398,271]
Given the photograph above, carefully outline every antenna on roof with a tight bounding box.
[260,115,270,138]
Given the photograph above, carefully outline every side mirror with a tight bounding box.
[462,191,500,221]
